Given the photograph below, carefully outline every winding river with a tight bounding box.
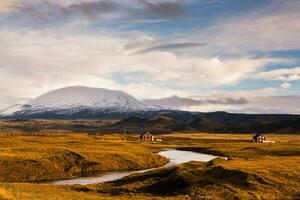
[48,149,218,185]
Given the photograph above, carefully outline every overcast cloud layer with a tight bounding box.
[0,0,300,113]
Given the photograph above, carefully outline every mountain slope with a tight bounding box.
[0,104,24,116]
[29,86,146,110]
[109,115,178,133]
[0,86,157,119]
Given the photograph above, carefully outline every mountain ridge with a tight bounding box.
[0,86,158,118]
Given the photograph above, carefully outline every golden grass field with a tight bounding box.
[0,131,299,200]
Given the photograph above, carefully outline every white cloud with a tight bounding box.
[255,67,300,81]
[237,96,300,114]
[143,91,300,114]
[0,27,288,109]
[0,95,30,110]
[197,95,300,114]
[198,88,300,114]
[280,82,291,89]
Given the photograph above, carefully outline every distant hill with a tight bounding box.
[109,115,178,133]
[106,112,300,134]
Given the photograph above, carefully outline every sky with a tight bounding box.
[0,0,300,113]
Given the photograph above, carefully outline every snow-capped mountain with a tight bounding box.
[0,86,159,119]
[0,104,25,116]
[29,86,150,110]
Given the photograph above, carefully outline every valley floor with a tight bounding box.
[0,133,299,200]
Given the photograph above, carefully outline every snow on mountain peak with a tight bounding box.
[28,86,148,110]
[0,86,158,117]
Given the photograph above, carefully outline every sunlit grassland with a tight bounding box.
[0,133,167,182]
[0,132,299,199]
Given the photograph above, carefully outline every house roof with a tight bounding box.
[140,132,152,136]
[253,133,265,139]
[140,132,153,138]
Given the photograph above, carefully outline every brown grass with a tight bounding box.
[0,188,13,200]
[0,131,299,199]
[88,133,300,199]
[0,133,167,182]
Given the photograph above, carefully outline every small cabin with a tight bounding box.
[156,138,163,143]
[252,133,267,143]
[140,132,154,142]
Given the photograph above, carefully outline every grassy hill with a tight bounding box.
[79,133,300,199]
[0,133,299,199]
[0,134,167,182]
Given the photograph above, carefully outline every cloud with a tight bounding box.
[143,93,300,114]
[280,82,291,89]
[233,95,300,114]
[0,28,289,102]
[66,1,117,16]
[111,55,285,86]
[199,87,300,114]
[0,26,297,114]
[173,57,286,86]
[142,95,248,109]
[3,0,187,23]
[255,67,300,81]
[206,98,248,105]
[0,95,30,110]
[17,0,119,21]
[0,1,20,13]
[138,0,186,19]
[133,42,207,54]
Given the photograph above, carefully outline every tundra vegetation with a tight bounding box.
[0,122,299,200]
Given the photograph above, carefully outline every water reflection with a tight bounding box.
[48,149,218,185]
